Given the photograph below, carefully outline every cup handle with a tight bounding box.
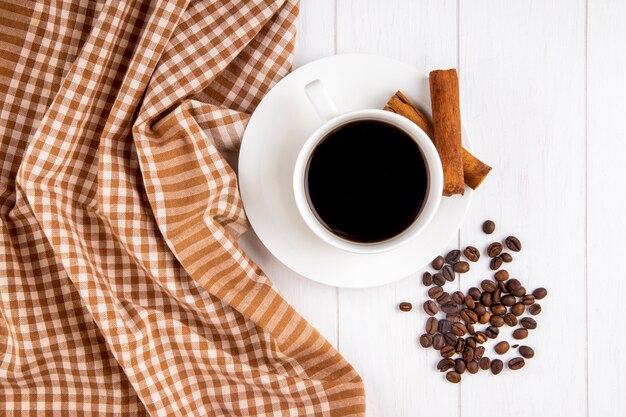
[304,79,340,121]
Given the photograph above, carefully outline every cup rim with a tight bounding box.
[293,109,443,254]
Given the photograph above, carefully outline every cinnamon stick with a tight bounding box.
[384,90,491,190]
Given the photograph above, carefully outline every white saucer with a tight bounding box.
[238,54,472,288]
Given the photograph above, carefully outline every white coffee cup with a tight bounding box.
[293,80,443,254]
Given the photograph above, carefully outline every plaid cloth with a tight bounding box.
[0,1,365,415]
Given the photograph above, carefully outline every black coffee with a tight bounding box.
[305,120,428,243]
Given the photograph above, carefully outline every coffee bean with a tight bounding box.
[511,303,525,316]
[460,309,478,324]
[424,300,438,316]
[504,313,518,327]
[437,292,451,305]
[452,323,467,337]
[481,292,493,307]
[467,360,479,374]
[533,287,548,300]
[399,302,412,312]
[422,272,433,286]
[466,337,477,349]
[444,332,458,346]
[455,337,466,353]
[491,359,504,375]
[491,303,507,316]
[505,236,522,252]
[428,286,444,299]
[501,252,513,263]
[437,358,456,372]
[446,371,462,383]
[507,278,522,292]
[463,347,474,362]
[479,357,491,370]
[433,273,446,286]
[475,332,487,344]
[494,341,510,355]
[473,303,487,316]
[494,270,509,281]
[433,334,445,350]
[492,289,502,303]
[481,280,497,293]
[502,295,516,306]
[468,287,481,300]
[441,303,458,314]
[440,345,455,358]
[453,261,470,273]
[479,311,491,324]
[447,313,461,323]
[464,295,476,309]
[490,315,505,327]
[513,328,529,340]
[466,323,476,335]
[442,265,455,282]
[490,256,503,270]
[498,280,507,292]
[464,246,480,262]
[455,358,466,374]
[482,220,496,234]
[519,346,535,359]
[485,326,500,339]
[445,249,461,264]
[432,256,444,270]
[520,317,537,330]
[426,317,438,334]
[508,357,525,370]
[419,334,433,348]
[452,291,465,305]
[438,319,452,334]
[522,294,535,305]
[474,346,485,360]
[529,304,542,315]
[487,242,503,258]
[511,286,526,297]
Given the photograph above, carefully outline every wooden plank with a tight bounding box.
[587,1,626,415]
[239,0,338,345]
[335,2,460,416]
[458,1,587,415]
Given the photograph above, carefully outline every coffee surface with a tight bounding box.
[305,120,428,243]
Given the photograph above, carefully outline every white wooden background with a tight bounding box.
[239,1,626,415]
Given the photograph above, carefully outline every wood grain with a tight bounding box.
[587,1,626,415]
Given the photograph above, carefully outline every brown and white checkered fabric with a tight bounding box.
[0,1,365,415]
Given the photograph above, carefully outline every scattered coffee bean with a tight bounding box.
[501,252,513,263]
[487,242,503,258]
[455,358,466,374]
[466,324,476,335]
[452,323,467,337]
[475,332,488,344]
[438,358,456,372]
[453,261,470,273]
[426,317,438,334]
[533,287,548,300]
[490,256,503,270]
[473,303,487,315]
[490,315,505,328]
[468,287,481,300]
[444,332,457,346]
[463,347,474,362]
[492,289,502,303]
[445,250,461,264]
[446,371,462,383]
[437,292,451,305]
[464,295,476,309]
[455,337,466,353]
[420,334,433,348]
[438,319,452,334]
[494,270,509,281]
[511,286,526,297]
[481,280,497,293]
[442,265,455,282]
[422,272,433,286]
[481,292,493,307]
[502,295,516,306]
[440,345,455,358]
[511,303,525,316]
[433,273,446,286]
[399,302,412,312]
[529,304,542,315]
[497,280,507,292]
[474,346,485,360]
[485,326,499,339]
[482,220,496,234]
[433,334,445,350]
[491,303,506,316]
[507,278,522,292]
[424,301,438,316]
[504,313,518,327]
[513,328,529,340]
[431,256,444,270]
[464,246,480,262]
[520,317,537,330]
[505,236,522,252]
[452,291,465,305]
[494,341,509,355]
[508,357,525,370]
[460,309,478,324]
[479,357,491,370]
[441,303,458,314]
[428,286,444,299]
[447,313,461,323]
[466,337,477,349]
[519,346,535,359]
[479,312,491,324]
[522,294,536,305]
[490,359,504,375]
[466,360,479,374]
